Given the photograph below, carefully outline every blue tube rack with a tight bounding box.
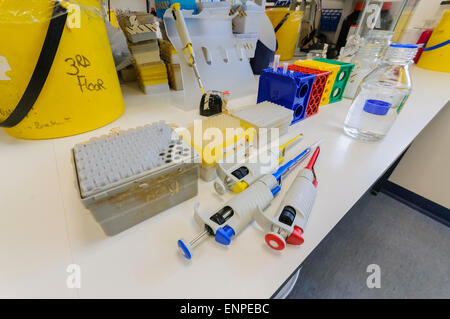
[257,68,316,124]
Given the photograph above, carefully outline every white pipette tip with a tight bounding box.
[282,62,288,74]
[310,139,323,150]
[273,55,280,72]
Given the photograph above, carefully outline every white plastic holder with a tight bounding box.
[164,7,257,110]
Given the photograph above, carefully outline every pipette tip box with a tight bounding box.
[184,114,255,181]
[73,121,200,236]
[228,101,294,137]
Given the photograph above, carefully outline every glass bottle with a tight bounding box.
[343,30,394,99]
[343,43,418,141]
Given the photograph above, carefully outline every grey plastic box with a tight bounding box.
[73,122,200,236]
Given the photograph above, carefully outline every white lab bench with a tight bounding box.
[0,67,449,298]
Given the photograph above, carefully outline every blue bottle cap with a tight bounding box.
[363,99,392,116]
[215,225,235,245]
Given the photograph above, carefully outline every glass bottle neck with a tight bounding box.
[382,47,417,65]
[382,58,412,66]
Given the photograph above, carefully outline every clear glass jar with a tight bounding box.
[343,43,418,141]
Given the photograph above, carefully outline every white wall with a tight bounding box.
[103,0,149,11]
[322,0,346,9]
[400,0,444,43]
[389,103,450,208]
[406,0,443,28]
[389,0,450,209]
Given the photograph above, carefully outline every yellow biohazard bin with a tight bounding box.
[417,11,450,73]
[266,8,303,61]
[0,0,125,139]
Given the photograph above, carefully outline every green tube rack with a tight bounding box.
[314,58,355,104]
